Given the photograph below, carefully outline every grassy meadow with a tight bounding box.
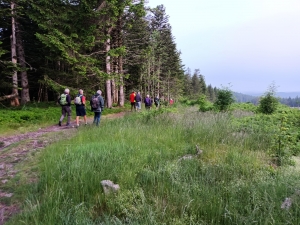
[5,105,300,224]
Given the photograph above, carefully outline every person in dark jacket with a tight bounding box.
[144,94,152,110]
[58,88,72,126]
[135,91,142,111]
[90,90,104,126]
[154,96,160,108]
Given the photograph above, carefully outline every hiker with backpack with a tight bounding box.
[90,90,104,126]
[154,96,160,108]
[74,89,87,127]
[58,88,72,126]
[144,94,152,110]
[135,91,142,112]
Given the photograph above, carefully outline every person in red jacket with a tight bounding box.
[129,91,136,111]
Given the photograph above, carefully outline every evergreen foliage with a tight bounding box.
[0,1,193,105]
[257,85,279,114]
[257,93,279,114]
[214,87,235,111]
[198,94,214,112]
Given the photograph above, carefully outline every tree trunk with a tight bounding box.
[105,38,112,108]
[111,78,118,104]
[157,57,160,98]
[44,86,48,102]
[118,55,124,107]
[10,2,19,106]
[167,71,170,100]
[111,30,118,105]
[147,58,151,94]
[16,20,30,104]
[117,16,124,107]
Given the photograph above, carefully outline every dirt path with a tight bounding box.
[0,112,126,224]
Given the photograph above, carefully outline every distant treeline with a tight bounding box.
[233,92,300,107]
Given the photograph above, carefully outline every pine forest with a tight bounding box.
[0,0,217,106]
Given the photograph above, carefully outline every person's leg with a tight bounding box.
[98,112,102,126]
[75,107,80,126]
[93,112,96,124]
[59,107,65,126]
[83,108,87,125]
[66,106,71,125]
[95,112,101,126]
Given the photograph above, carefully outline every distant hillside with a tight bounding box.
[233,92,259,104]
[233,91,300,106]
[276,92,300,98]
[242,92,300,98]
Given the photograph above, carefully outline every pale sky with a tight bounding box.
[147,0,300,93]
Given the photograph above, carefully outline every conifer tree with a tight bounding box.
[144,4,184,100]
[207,84,215,101]
[191,69,200,98]
[199,74,206,95]
[0,1,188,105]
[182,68,192,97]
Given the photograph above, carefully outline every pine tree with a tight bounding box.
[191,69,200,99]
[207,84,215,101]
[144,4,184,100]
[182,68,192,97]
[199,74,206,95]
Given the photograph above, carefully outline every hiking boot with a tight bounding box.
[66,123,71,127]
[58,121,61,126]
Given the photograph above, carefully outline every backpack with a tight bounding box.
[60,94,67,105]
[91,95,100,109]
[74,95,82,105]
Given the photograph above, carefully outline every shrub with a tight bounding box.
[214,87,234,111]
[198,94,214,112]
[257,93,279,114]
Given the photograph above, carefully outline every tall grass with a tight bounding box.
[8,107,300,224]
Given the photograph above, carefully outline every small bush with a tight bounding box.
[214,88,234,111]
[198,94,214,112]
[257,93,279,114]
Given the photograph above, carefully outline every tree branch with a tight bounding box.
[0,92,18,101]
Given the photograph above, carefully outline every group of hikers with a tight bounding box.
[129,91,173,112]
[130,91,158,111]
[58,89,174,126]
[58,89,104,127]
